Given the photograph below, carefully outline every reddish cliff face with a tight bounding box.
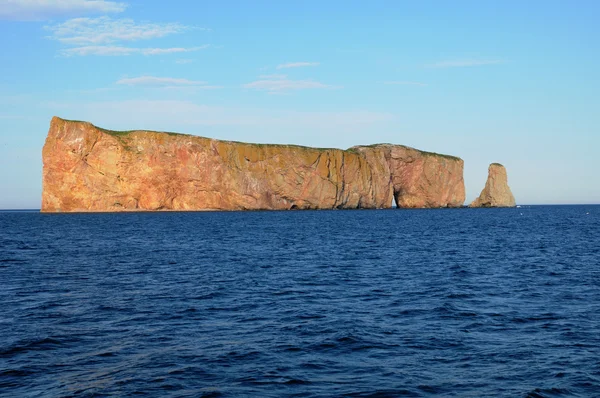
[470,163,516,208]
[42,117,465,212]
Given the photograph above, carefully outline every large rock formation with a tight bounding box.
[470,163,516,207]
[41,117,466,212]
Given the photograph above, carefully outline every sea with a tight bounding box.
[1,206,599,397]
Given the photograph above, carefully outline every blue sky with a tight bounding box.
[1,0,598,208]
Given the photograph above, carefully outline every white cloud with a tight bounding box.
[161,85,223,91]
[0,94,31,104]
[142,46,208,55]
[60,45,132,56]
[117,76,206,86]
[258,74,287,79]
[384,81,427,86]
[66,87,119,94]
[115,76,223,91]
[46,16,210,56]
[243,75,337,93]
[0,114,25,120]
[60,45,208,56]
[276,62,320,69]
[0,0,126,20]
[427,59,505,68]
[47,16,192,45]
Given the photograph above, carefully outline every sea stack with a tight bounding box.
[41,117,466,212]
[470,163,516,207]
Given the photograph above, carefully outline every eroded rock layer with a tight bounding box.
[42,117,465,212]
[470,163,516,208]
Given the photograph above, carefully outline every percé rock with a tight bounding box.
[41,117,466,212]
[470,163,516,208]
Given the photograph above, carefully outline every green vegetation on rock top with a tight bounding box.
[54,116,461,160]
[352,143,462,161]
[56,117,187,138]
[230,141,339,152]
[418,149,462,161]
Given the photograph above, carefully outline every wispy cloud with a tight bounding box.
[276,62,320,69]
[258,74,287,79]
[384,81,427,86]
[142,46,208,55]
[0,0,126,21]
[175,59,193,64]
[117,76,206,86]
[0,94,32,104]
[59,45,209,57]
[0,114,25,120]
[46,16,210,56]
[67,87,120,94]
[426,59,505,68]
[243,75,337,93]
[116,76,220,88]
[46,16,196,45]
[115,76,222,91]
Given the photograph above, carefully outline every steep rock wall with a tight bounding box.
[470,163,516,207]
[42,117,465,212]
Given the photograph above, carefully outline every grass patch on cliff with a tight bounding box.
[58,117,189,138]
[99,127,188,138]
[234,141,340,152]
[419,150,462,161]
[54,117,461,160]
[353,143,462,161]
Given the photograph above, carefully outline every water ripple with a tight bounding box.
[1,206,599,396]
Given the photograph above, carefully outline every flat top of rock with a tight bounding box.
[52,116,462,160]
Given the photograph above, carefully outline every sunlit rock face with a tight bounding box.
[470,163,516,208]
[42,117,465,212]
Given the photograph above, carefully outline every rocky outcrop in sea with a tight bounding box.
[470,163,516,208]
[42,117,466,212]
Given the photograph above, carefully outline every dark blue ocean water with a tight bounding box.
[1,206,599,397]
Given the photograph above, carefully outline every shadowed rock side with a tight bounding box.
[42,117,465,212]
[470,163,516,208]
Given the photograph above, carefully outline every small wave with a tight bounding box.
[0,337,63,358]
[511,313,562,324]
[220,350,262,362]
[417,384,443,394]
[199,390,224,398]
[157,383,183,391]
[299,362,325,370]
[345,388,418,397]
[0,369,35,378]
[396,308,428,316]
[192,293,220,300]
[310,333,397,353]
[272,289,303,296]
[96,351,116,357]
[525,387,572,397]
[0,258,27,264]
[284,378,310,385]
[97,304,130,312]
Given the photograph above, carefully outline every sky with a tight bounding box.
[0,0,599,208]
